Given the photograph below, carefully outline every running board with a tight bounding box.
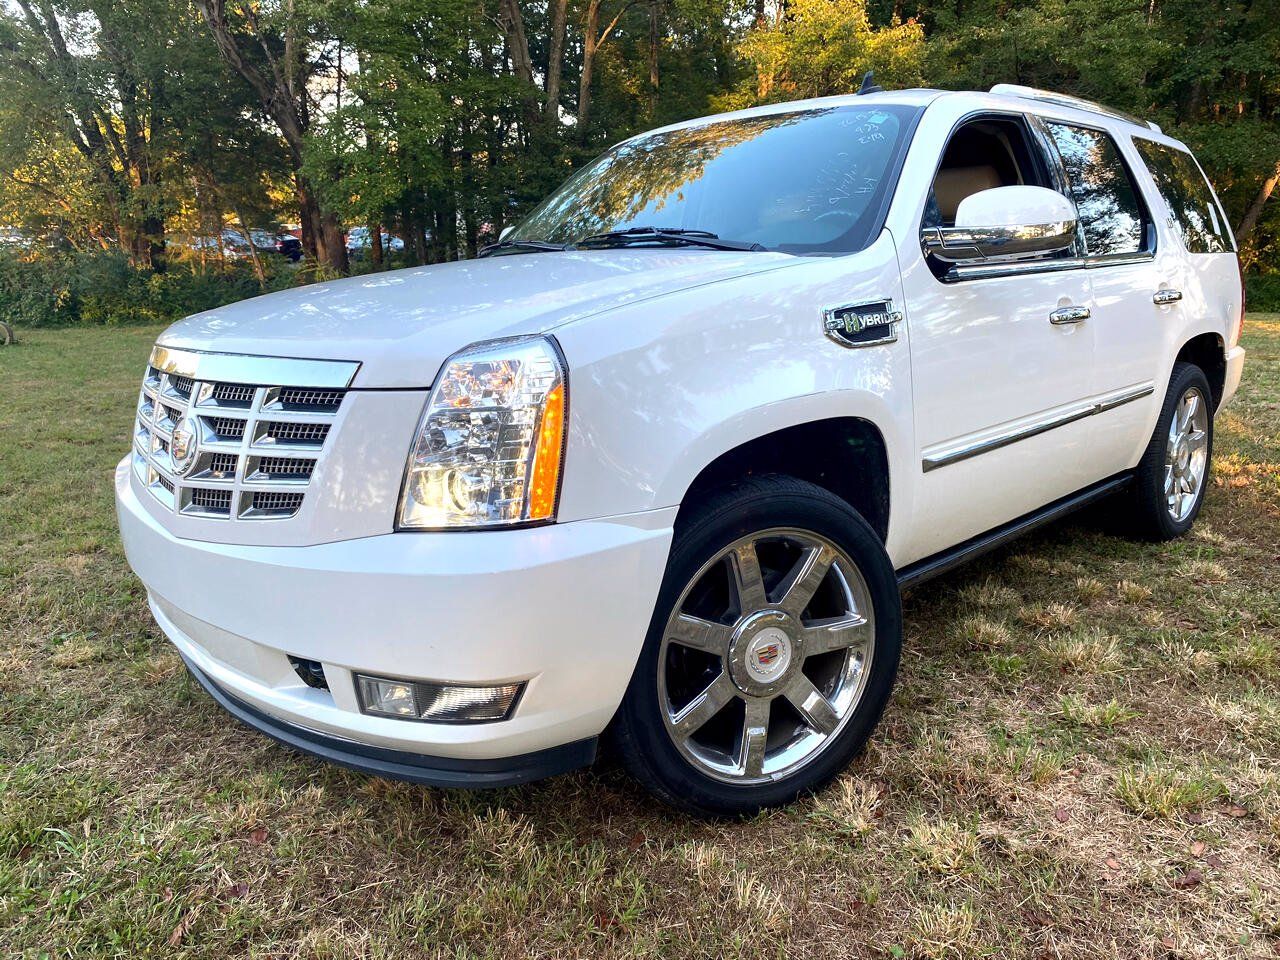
[896,473,1133,592]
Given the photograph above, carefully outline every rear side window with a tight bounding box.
[1134,140,1234,253]
[1045,122,1149,257]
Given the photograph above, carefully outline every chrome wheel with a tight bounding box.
[1164,386,1209,523]
[657,527,875,785]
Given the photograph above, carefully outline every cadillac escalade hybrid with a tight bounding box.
[116,85,1246,816]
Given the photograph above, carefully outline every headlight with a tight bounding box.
[397,336,567,529]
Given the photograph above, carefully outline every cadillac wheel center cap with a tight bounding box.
[744,626,792,683]
[170,415,199,476]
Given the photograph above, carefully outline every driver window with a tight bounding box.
[924,117,1049,229]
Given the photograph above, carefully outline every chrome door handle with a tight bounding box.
[1153,288,1183,305]
[1049,305,1091,325]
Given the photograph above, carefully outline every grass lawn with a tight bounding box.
[2,318,1278,959]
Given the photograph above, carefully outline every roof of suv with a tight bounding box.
[632,85,1182,151]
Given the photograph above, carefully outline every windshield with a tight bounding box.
[508,104,919,255]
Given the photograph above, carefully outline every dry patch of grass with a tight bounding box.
[2,319,1279,959]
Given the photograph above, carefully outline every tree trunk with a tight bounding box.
[233,211,267,289]
[497,0,540,127]
[545,0,569,124]
[320,213,349,273]
[297,176,323,261]
[578,0,600,137]
[1236,159,1280,249]
[648,0,660,119]
[196,0,348,274]
[369,219,384,270]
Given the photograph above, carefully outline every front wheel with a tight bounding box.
[612,475,902,817]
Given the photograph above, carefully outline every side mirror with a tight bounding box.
[499,225,515,242]
[921,185,1077,263]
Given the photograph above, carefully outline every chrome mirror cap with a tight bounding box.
[921,184,1078,263]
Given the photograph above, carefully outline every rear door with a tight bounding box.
[1038,118,1166,475]
[1130,137,1242,360]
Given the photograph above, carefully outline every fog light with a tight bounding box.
[355,674,523,724]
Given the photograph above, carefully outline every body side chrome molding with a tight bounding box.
[942,249,1156,283]
[150,345,361,389]
[922,381,1155,472]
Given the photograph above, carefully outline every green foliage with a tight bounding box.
[922,0,1280,268]
[0,249,280,328]
[1247,274,1280,311]
[720,0,926,108]
[1,0,1278,305]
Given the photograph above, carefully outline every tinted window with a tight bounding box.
[1046,123,1148,257]
[509,105,919,255]
[1134,140,1233,253]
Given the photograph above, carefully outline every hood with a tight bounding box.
[159,249,800,388]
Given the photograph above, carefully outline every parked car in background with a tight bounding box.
[346,226,405,257]
[185,228,284,261]
[275,235,302,261]
[246,229,278,252]
[117,85,1244,816]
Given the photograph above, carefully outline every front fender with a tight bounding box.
[554,233,918,565]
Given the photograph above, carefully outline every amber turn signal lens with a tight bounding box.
[528,383,564,521]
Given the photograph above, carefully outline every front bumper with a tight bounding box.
[116,457,674,779]
[183,657,597,787]
[1221,344,1246,409]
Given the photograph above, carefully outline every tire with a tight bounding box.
[612,474,902,817]
[0,321,13,345]
[1126,361,1214,541]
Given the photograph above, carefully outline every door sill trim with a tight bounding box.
[896,473,1133,591]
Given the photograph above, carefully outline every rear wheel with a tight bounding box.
[1126,361,1214,540]
[612,475,902,817]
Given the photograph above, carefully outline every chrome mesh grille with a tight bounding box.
[254,456,316,479]
[277,387,345,411]
[250,491,305,513]
[212,383,256,406]
[188,487,233,515]
[209,417,247,440]
[133,346,354,522]
[207,453,239,475]
[262,420,330,444]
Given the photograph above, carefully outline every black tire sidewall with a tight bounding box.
[613,476,902,817]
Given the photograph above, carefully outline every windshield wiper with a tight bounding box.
[577,226,765,252]
[477,239,572,257]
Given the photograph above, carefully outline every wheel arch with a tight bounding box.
[1175,331,1227,409]
[675,416,892,543]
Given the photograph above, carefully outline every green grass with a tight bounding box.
[2,319,1279,958]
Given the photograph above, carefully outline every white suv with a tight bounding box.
[116,85,1246,816]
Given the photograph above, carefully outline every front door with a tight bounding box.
[890,108,1099,563]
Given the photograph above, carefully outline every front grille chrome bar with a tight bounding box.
[149,345,359,389]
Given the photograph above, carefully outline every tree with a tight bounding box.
[723,0,925,107]
[195,0,349,272]
[0,0,176,266]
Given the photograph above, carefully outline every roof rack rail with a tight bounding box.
[989,84,1162,134]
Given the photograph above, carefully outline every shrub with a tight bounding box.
[0,248,297,328]
[1246,273,1280,312]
